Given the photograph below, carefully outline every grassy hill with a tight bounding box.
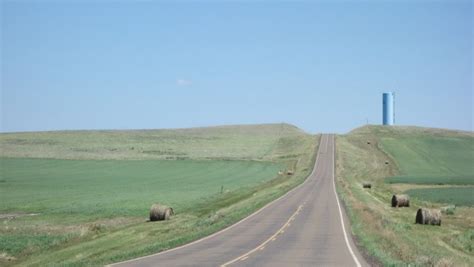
[336,125,474,266]
[378,127,473,184]
[0,123,308,161]
[0,123,318,266]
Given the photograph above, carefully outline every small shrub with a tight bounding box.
[440,205,455,215]
[88,223,105,234]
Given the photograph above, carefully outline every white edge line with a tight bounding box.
[331,134,362,267]
[107,135,324,266]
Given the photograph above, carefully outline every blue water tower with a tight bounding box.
[382,92,395,125]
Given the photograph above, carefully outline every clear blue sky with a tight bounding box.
[1,1,472,133]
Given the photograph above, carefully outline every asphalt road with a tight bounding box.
[111,134,366,267]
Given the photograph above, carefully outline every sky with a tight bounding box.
[1,0,472,134]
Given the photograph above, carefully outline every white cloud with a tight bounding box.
[176,79,192,86]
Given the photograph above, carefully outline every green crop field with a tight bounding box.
[380,130,474,207]
[336,125,474,266]
[381,135,474,184]
[0,123,318,266]
[386,175,473,185]
[406,187,474,207]
[0,158,281,216]
[0,158,281,260]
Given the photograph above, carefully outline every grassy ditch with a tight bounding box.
[336,125,474,266]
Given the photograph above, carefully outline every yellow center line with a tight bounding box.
[220,205,303,267]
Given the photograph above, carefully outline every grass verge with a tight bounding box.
[336,125,474,266]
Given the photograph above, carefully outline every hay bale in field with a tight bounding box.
[391,194,410,207]
[384,161,389,165]
[416,208,441,226]
[286,170,294,175]
[278,170,283,175]
[367,141,371,144]
[362,182,372,189]
[441,205,456,215]
[149,204,174,221]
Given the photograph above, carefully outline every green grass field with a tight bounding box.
[0,158,281,260]
[336,125,474,266]
[386,175,473,185]
[382,135,473,182]
[0,158,281,216]
[406,187,474,207]
[0,123,318,266]
[380,131,474,206]
[0,123,308,161]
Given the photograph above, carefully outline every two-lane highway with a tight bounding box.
[111,135,366,266]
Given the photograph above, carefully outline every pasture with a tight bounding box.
[0,123,308,161]
[386,175,473,185]
[381,133,473,205]
[406,187,474,206]
[1,158,281,216]
[381,135,473,182]
[0,123,318,266]
[0,158,281,261]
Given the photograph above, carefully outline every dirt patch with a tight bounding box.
[0,252,16,263]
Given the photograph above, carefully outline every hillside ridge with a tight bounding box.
[0,123,306,135]
[348,124,474,137]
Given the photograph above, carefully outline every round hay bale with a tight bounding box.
[391,194,410,207]
[149,204,174,221]
[278,170,283,175]
[362,182,372,189]
[384,161,389,165]
[286,170,294,175]
[416,208,441,226]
